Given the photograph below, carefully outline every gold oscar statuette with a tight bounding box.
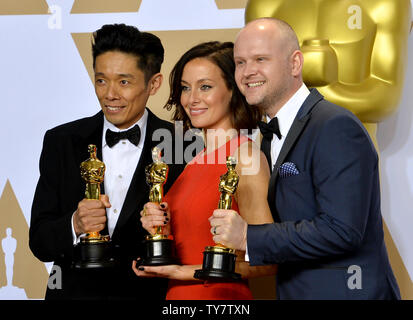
[141,147,177,266]
[194,156,241,280]
[73,144,116,269]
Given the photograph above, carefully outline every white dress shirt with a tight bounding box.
[267,83,310,168]
[71,109,148,243]
[102,109,148,237]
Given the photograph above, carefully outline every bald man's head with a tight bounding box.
[234,17,304,117]
[237,18,300,60]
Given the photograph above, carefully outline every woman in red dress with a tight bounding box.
[132,41,277,300]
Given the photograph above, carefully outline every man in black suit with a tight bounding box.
[29,24,184,299]
[210,18,400,299]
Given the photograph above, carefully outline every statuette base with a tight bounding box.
[194,246,241,280]
[141,238,177,266]
[73,238,117,269]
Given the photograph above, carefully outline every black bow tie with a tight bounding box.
[105,125,141,148]
[258,117,281,171]
[258,118,282,140]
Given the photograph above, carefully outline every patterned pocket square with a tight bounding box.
[278,162,300,178]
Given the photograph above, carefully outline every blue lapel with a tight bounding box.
[267,89,323,216]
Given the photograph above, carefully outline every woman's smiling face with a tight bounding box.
[180,58,233,131]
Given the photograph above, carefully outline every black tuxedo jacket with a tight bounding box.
[29,109,186,300]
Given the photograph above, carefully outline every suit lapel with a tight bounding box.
[267,89,323,215]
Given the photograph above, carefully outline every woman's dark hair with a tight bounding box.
[92,24,164,83]
[164,41,262,132]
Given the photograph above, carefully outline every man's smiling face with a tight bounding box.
[94,51,151,129]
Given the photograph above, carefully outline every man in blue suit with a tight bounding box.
[210,18,400,299]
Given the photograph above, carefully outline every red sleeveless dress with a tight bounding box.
[164,135,252,300]
[165,136,252,300]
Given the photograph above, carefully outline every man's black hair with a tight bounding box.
[92,24,164,83]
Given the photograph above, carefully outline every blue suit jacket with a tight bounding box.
[248,89,400,299]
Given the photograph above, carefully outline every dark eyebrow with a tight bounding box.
[181,78,213,84]
[118,73,135,79]
[94,72,135,79]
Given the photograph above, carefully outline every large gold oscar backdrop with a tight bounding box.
[246,0,411,149]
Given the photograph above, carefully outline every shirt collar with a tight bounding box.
[266,83,310,138]
[102,108,148,149]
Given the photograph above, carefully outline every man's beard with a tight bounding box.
[252,85,288,113]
